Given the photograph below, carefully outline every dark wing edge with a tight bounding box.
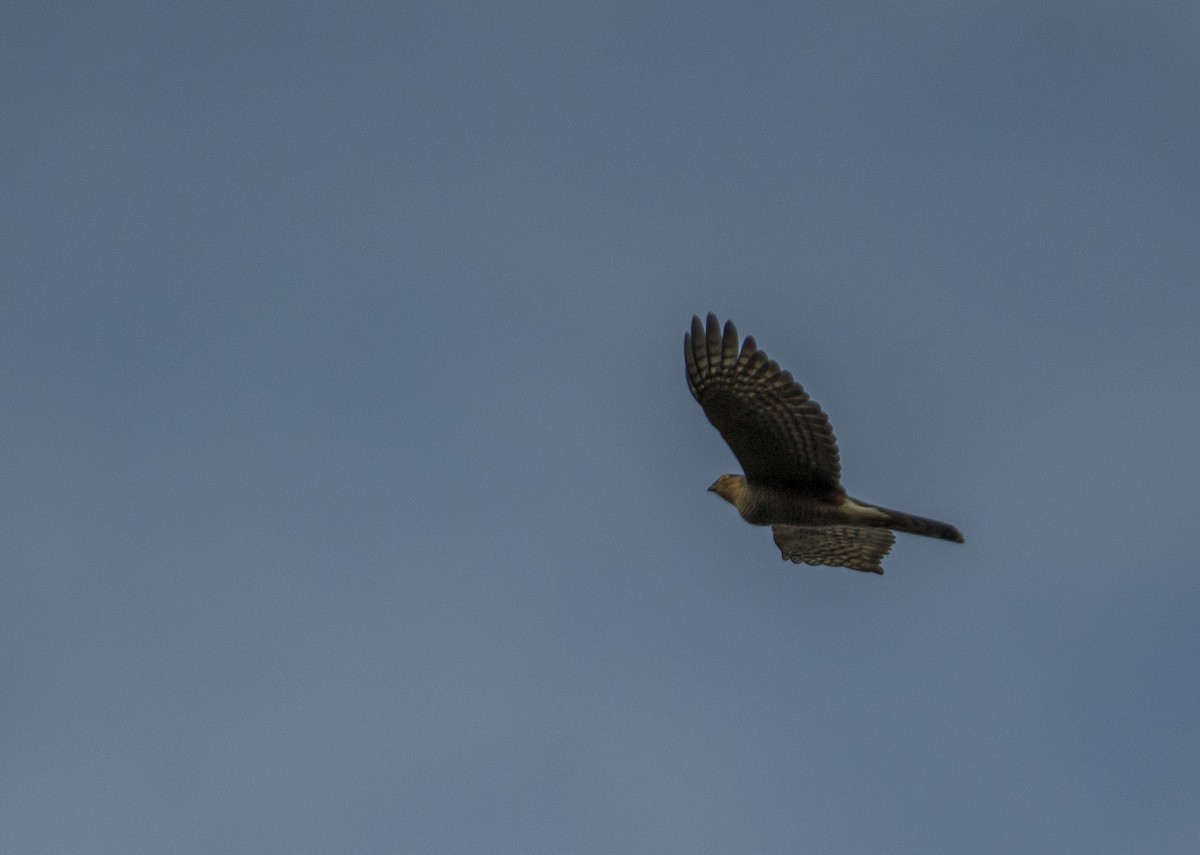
[685,312,841,490]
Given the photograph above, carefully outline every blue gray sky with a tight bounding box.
[4,2,1199,853]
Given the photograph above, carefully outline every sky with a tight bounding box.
[3,2,1199,853]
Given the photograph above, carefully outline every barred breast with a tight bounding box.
[735,483,887,528]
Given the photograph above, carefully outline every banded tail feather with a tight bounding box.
[865,503,964,543]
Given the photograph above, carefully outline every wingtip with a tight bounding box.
[692,313,740,338]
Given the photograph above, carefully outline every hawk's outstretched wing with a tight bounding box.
[685,313,841,493]
[771,525,895,575]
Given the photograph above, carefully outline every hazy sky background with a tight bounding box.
[4,2,1199,853]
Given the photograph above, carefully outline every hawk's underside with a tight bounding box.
[685,312,963,574]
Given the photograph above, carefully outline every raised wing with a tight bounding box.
[685,313,841,492]
[771,524,895,575]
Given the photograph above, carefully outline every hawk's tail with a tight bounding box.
[865,503,964,543]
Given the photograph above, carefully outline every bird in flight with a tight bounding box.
[685,313,963,574]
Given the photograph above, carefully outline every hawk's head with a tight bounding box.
[708,473,746,506]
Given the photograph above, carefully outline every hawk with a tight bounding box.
[685,313,963,574]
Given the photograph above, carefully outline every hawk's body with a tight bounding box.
[686,313,963,574]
